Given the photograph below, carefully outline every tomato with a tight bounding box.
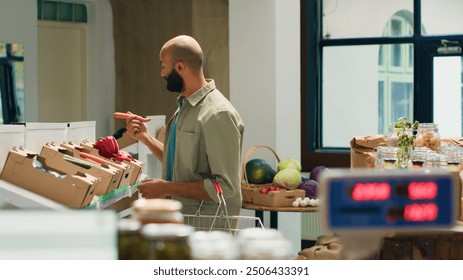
[268,186,281,192]
[259,188,268,194]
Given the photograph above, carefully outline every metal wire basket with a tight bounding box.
[183,214,264,234]
[183,175,264,234]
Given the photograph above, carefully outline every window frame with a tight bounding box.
[301,0,463,171]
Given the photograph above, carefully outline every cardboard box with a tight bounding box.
[80,140,143,186]
[0,147,97,208]
[251,189,306,207]
[60,142,132,189]
[40,143,122,195]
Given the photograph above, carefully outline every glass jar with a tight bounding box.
[376,147,399,169]
[189,231,239,260]
[440,146,463,172]
[423,151,441,170]
[374,146,387,168]
[414,123,441,151]
[138,223,194,260]
[386,124,399,147]
[236,228,292,259]
[411,147,431,170]
[132,198,184,225]
[117,218,142,260]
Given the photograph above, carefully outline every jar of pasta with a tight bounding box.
[414,123,441,151]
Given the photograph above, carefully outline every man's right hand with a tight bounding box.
[125,111,149,141]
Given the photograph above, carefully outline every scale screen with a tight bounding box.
[320,169,458,231]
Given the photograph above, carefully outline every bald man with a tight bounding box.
[125,35,245,219]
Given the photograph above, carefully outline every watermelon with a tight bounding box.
[245,159,277,184]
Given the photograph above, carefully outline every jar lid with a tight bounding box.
[133,198,182,212]
[140,223,194,240]
[118,218,141,233]
[236,228,283,242]
[418,123,439,129]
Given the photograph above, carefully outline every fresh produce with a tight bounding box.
[292,197,319,207]
[273,168,302,189]
[259,188,268,194]
[245,158,277,184]
[277,158,302,172]
[299,179,319,199]
[93,136,133,162]
[259,185,282,194]
[79,152,109,165]
[292,197,303,207]
[113,112,151,122]
[309,165,327,182]
[63,154,93,169]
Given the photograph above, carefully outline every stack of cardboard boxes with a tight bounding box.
[0,122,144,209]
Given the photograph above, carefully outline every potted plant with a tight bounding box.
[392,117,419,168]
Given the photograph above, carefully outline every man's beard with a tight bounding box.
[165,69,184,92]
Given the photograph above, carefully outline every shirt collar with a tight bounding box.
[182,79,216,107]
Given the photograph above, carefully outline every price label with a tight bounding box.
[319,169,458,231]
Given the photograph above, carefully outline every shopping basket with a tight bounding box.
[183,175,264,234]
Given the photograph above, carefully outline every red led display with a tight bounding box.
[408,181,438,200]
[403,203,438,222]
[351,182,391,201]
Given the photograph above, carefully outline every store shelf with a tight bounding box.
[85,182,140,211]
[0,176,144,212]
[0,179,68,210]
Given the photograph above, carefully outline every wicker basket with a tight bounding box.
[241,145,280,203]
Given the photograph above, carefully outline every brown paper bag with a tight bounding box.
[297,235,343,260]
[350,135,387,168]
[441,137,463,147]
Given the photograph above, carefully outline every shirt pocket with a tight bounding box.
[176,130,201,173]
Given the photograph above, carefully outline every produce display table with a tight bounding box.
[242,202,318,229]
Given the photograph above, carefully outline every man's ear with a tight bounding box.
[175,61,185,73]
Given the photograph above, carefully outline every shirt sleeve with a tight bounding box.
[202,110,244,201]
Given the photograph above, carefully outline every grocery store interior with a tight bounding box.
[1,0,463,260]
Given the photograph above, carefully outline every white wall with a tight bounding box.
[230,0,301,255]
[0,0,38,122]
[0,0,114,138]
[84,0,115,138]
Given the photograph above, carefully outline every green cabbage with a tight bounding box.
[277,158,302,172]
[273,168,302,189]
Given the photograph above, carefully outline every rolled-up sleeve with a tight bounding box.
[202,111,243,202]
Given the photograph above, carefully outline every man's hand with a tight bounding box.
[138,178,171,198]
[125,111,149,141]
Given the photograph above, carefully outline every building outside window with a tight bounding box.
[302,0,463,169]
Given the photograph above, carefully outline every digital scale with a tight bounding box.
[318,168,460,259]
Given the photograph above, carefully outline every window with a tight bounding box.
[37,0,88,23]
[302,0,463,170]
[0,43,24,124]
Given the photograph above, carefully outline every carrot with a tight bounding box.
[79,152,109,165]
[113,112,151,122]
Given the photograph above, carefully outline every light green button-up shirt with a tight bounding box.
[162,80,245,216]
